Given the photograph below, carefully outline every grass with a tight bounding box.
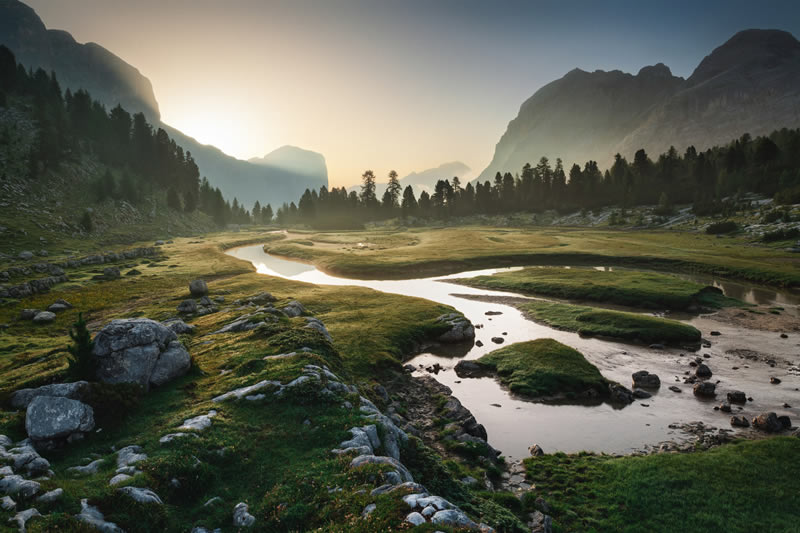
[261,227,800,287]
[455,267,740,311]
[473,339,609,399]
[522,437,800,532]
[518,300,701,345]
[0,230,506,532]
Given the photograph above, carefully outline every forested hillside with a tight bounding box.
[0,45,258,250]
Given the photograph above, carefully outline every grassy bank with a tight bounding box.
[522,437,800,532]
[262,227,800,287]
[518,300,701,345]
[473,340,609,399]
[455,267,739,311]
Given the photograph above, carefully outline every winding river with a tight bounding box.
[227,244,799,460]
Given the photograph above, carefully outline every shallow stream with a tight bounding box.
[227,244,799,460]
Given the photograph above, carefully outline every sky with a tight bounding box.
[25,0,800,187]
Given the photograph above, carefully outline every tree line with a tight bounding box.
[278,129,800,228]
[0,45,272,227]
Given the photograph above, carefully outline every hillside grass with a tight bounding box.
[522,437,800,532]
[518,301,701,345]
[0,231,517,532]
[455,267,740,311]
[262,227,800,287]
[475,339,609,399]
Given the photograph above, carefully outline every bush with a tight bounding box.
[762,227,800,242]
[79,210,93,233]
[705,221,738,234]
[67,313,95,380]
[774,185,800,205]
[761,210,789,224]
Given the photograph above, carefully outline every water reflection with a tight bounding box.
[226,245,799,459]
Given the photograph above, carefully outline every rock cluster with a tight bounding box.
[92,318,191,390]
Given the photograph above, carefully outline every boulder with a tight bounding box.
[730,415,750,427]
[177,299,198,314]
[282,300,306,317]
[189,279,208,297]
[406,512,426,526]
[75,499,123,532]
[25,396,94,445]
[19,251,34,260]
[37,488,63,503]
[0,476,40,498]
[19,309,41,321]
[117,486,162,505]
[162,319,196,335]
[609,384,635,404]
[431,509,479,528]
[727,390,747,404]
[631,370,661,389]
[233,502,255,528]
[454,360,487,378]
[530,510,553,533]
[9,508,40,531]
[32,311,56,324]
[693,382,716,398]
[752,412,783,433]
[695,364,712,378]
[436,313,475,343]
[10,381,90,410]
[92,318,191,390]
[529,444,545,457]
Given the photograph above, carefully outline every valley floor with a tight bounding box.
[0,225,798,532]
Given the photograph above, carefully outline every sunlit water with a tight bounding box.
[227,244,799,460]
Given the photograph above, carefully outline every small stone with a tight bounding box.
[491,337,504,344]
[710,331,721,336]
[669,386,682,393]
[189,279,209,297]
[727,391,746,404]
[770,377,781,385]
[36,488,63,502]
[731,416,749,428]
[695,364,712,378]
[406,511,426,526]
[528,444,544,457]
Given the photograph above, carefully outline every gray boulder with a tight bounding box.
[162,319,196,335]
[32,311,56,323]
[25,396,95,445]
[18,251,34,260]
[117,486,162,505]
[233,502,255,528]
[189,279,208,297]
[727,390,747,404]
[436,313,475,343]
[75,499,123,532]
[18,309,41,321]
[92,319,191,390]
[282,300,306,317]
[10,381,89,410]
[177,299,198,314]
[9,508,40,531]
[0,476,40,498]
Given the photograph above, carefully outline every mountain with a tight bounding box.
[248,145,328,184]
[399,161,471,192]
[479,29,800,181]
[0,0,327,208]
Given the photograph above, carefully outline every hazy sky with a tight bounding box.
[26,0,800,186]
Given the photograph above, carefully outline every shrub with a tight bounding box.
[774,185,800,205]
[705,221,738,234]
[79,210,93,233]
[762,227,800,242]
[67,313,95,380]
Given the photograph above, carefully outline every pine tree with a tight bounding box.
[263,204,273,224]
[67,313,95,380]
[167,187,181,210]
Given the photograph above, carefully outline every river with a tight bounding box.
[226,244,799,460]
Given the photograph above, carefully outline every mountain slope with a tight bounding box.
[399,161,471,191]
[480,29,800,180]
[248,145,328,185]
[0,0,327,208]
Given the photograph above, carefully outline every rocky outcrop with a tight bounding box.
[92,319,191,390]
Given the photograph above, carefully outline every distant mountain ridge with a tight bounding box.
[0,0,327,208]
[399,161,471,192]
[249,145,328,182]
[479,29,800,181]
